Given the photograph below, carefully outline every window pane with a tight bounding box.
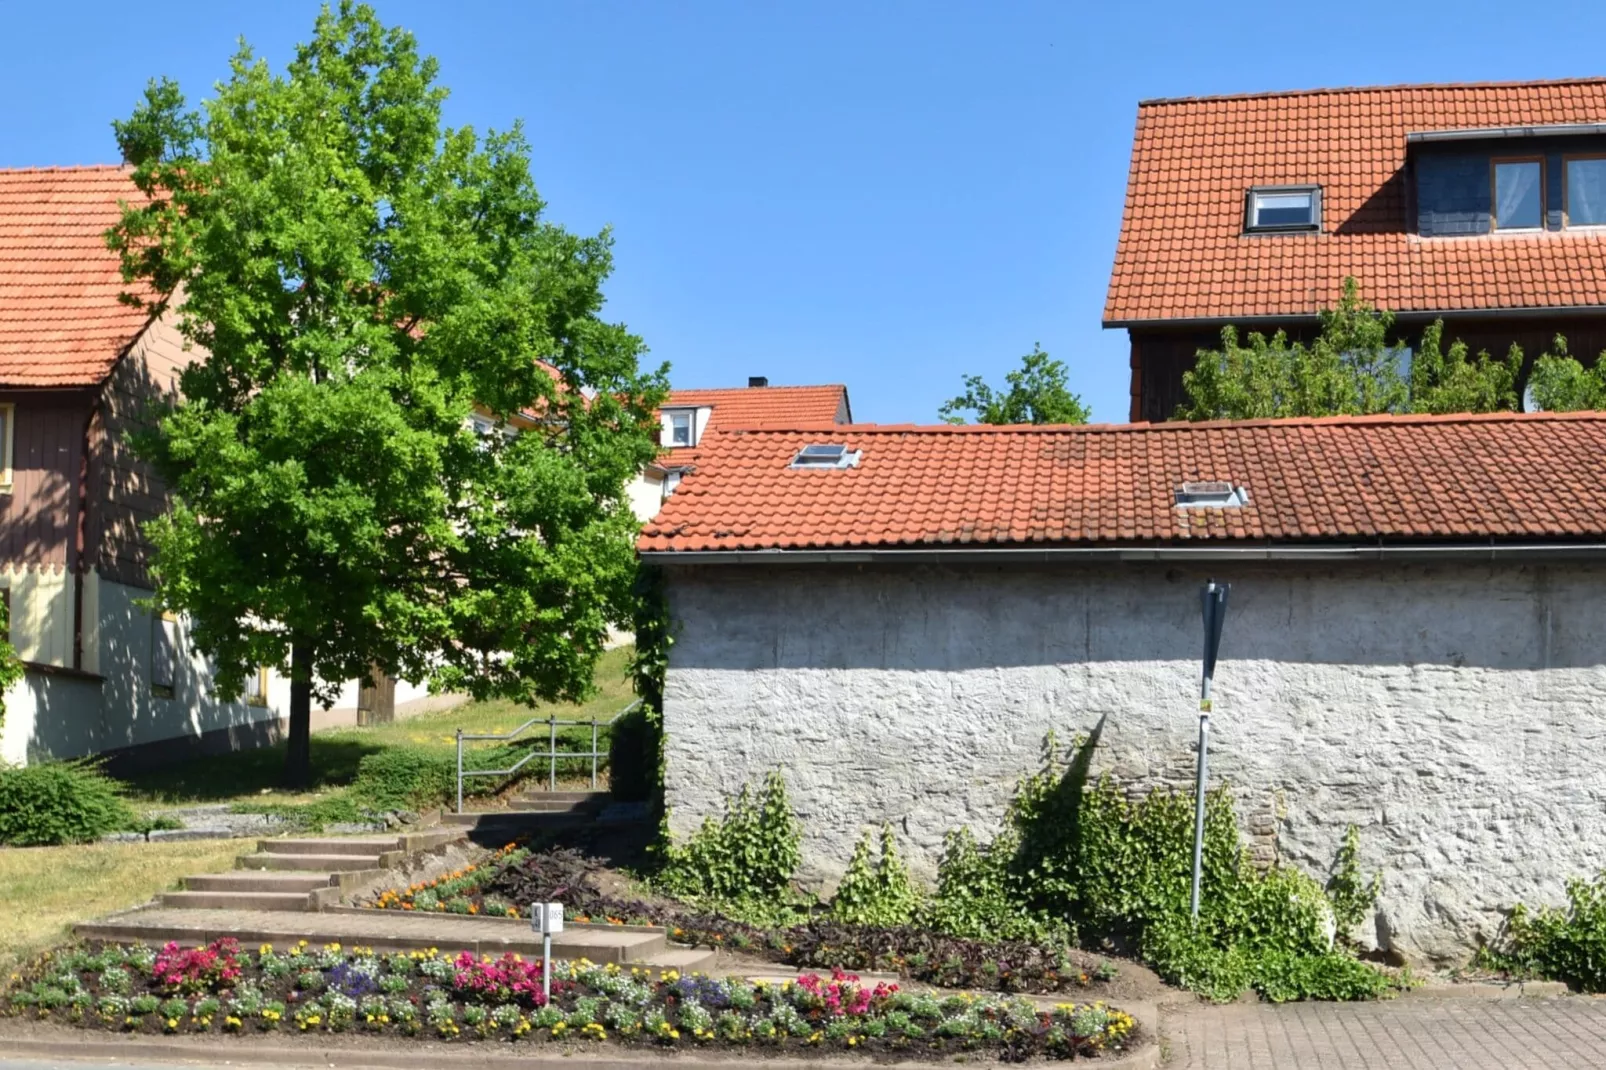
[1568,159,1606,226]
[1494,161,1542,229]
[669,413,692,446]
[152,616,177,691]
[1253,191,1313,227]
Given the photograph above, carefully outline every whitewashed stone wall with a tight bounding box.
[661,561,1606,966]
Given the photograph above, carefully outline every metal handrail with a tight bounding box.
[454,699,641,813]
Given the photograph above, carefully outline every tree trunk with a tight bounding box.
[285,641,313,788]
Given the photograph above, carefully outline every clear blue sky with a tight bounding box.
[3,1,1603,423]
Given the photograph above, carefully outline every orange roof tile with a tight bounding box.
[1103,78,1606,325]
[639,411,1606,552]
[0,165,153,387]
[663,384,850,429]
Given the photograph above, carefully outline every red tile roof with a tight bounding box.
[664,384,850,429]
[0,166,153,387]
[639,411,1606,552]
[1103,79,1606,325]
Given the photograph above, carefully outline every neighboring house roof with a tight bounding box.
[0,165,153,387]
[1103,78,1606,326]
[639,411,1606,553]
[663,384,850,429]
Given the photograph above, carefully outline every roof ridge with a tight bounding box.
[670,383,846,393]
[714,411,1606,436]
[1138,75,1606,108]
[0,163,129,175]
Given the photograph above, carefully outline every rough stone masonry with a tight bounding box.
[660,560,1606,966]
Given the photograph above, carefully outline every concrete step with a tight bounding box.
[76,908,670,964]
[238,852,385,872]
[512,791,610,803]
[506,798,598,812]
[640,947,718,974]
[184,873,333,894]
[441,811,588,830]
[255,837,403,857]
[160,891,313,912]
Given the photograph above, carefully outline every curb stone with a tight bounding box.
[0,1028,1159,1070]
[1407,980,1571,999]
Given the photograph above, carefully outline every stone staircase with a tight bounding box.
[442,789,614,839]
[159,829,462,912]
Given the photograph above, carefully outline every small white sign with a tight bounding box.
[530,902,564,935]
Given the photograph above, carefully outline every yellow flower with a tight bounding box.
[259,943,274,955]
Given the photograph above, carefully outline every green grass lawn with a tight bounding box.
[119,645,638,810]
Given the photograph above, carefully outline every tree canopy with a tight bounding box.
[108,2,667,783]
[1529,336,1606,412]
[939,346,1091,425]
[1179,277,1525,421]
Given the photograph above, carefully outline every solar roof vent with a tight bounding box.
[1175,481,1250,508]
[790,443,861,470]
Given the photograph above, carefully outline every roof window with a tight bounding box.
[1245,186,1321,232]
[1175,481,1250,508]
[790,443,861,470]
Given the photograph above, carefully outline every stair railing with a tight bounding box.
[454,699,641,814]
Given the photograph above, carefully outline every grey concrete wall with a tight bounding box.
[661,561,1606,965]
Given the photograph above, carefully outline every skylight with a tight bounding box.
[790,444,861,470]
[1175,481,1250,508]
[1245,186,1321,232]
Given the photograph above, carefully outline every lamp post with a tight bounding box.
[1192,580,1229,920]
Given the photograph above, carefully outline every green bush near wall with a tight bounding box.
[0,761,138,846]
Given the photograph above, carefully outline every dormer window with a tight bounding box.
[667,410,693,447]
[1565,156,1606,227]
[1492,158,1544,230]
[1245,186,1320,232]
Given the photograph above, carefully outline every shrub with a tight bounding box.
[0,759,137,845]
[607,702,662,802]
[350,748,455,811]
[1481,872,1606,991]
[658,771,800,904]
[925,825,1063,943]
[830,825,922,927]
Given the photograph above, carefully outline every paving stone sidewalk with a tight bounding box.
[1162,996,1606,1068]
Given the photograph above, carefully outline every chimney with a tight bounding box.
[748,376,769,388]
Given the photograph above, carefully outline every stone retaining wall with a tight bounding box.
[660,561,1606,965]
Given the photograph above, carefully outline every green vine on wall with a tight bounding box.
[609,565,672,803]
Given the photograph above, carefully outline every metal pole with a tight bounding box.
[455,729,463,815]
[542,932,552,1005]
[590,717,599,790]
[548,715,557,792]
[1190,708,1209,919]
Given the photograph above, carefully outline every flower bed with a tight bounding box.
[5,941,1140,1061]
[362,846,1122,997]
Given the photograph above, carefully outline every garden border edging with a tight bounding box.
[0,1022,1160,1070]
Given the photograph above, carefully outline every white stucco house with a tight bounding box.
[638,411,1606,965]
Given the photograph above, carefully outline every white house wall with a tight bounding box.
[661,561,1606,966]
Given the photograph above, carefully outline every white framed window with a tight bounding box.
[151,611,178,698]
[1245,186,1321,232]
[665,410,694,448]
[1492,158,1544,231]
[0,402,13,492]
[245,665,270,707]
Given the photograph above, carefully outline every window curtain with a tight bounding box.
[1571,160,1606,226]
[1496,164,1539,227]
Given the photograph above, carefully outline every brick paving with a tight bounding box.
[1162,997,1606,1069]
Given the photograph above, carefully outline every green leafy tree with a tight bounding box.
[1529,335,1606,411]
[939,345,1091,425]
[1409,322,1523,415]
[1180,277,1523,420]
[106,3,667,785]
[0,599,22,734]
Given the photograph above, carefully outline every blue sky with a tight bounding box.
[3,1,1604,423]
